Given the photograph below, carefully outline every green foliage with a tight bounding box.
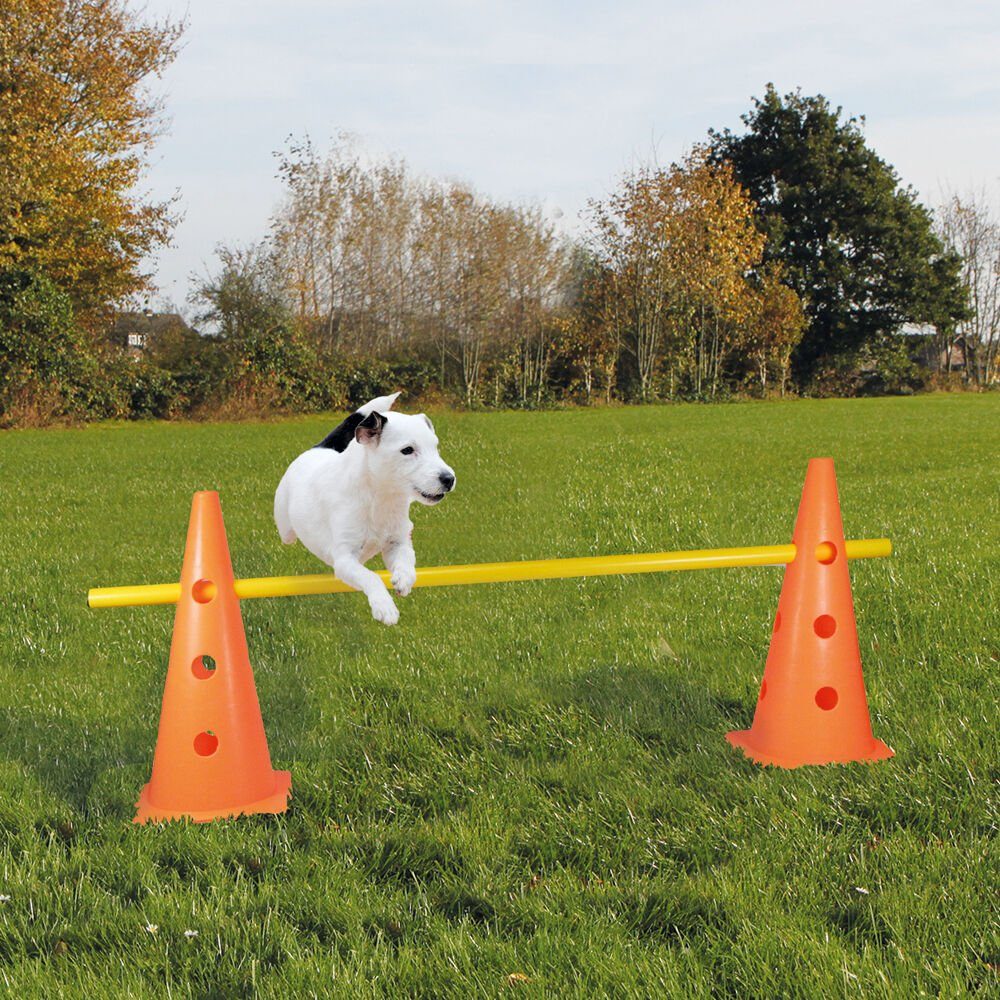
[0,398,996,994]
[858,335,931,396]
[147,323,228,413]
[808,334,931,398]
[0,0,182,311]
[1,82,982,427]
[192,243,289,343]
[0,268,102,420]
[0,268,82,381]
[709,86,967,383]
[224,326,347,413]
[122,361,184,419]
[338,356,437,409]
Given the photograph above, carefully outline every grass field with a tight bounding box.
[0,395,997,997]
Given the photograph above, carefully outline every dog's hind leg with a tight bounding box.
[333,551,400,625]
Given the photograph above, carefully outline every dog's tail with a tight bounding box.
[273,472,297,545]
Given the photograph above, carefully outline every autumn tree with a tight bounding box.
[674,149,765,396]
[0,0,183,315]
[555,252,620,403]
[589,149,767,399]
[272,136,356,348]
[493,203,567,406]
[272,138,571,404]
[413,182,494,403]
[589,170,671,399]
[740,266,806,395]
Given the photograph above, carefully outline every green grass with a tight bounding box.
[0,395,997,997]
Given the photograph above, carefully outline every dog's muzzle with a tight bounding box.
[418,471,454,505]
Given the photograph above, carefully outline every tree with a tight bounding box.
[740,266,806,395]
[589,149,766,399]
[936,191,1000,386]
[190,243,338,413]
[272,137,571,404]
[0,268,95,417]
[673,149,765,397]
[709,86,966,384]
[553,249,621,403]
[192,243,291,343]
[0,0,182,314]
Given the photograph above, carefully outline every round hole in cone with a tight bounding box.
[813,614,837,639]
[816,541,838,565]
[815,687,838,711]
[193,731,219,756]
[191,579,217,603]
[192,654,216,680]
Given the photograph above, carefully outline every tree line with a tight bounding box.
[1,1,997,427]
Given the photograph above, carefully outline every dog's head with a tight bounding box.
[322,392,456,506]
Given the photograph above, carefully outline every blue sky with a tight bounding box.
[140,0,1000,309]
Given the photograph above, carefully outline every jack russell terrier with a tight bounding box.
[274,392,455,624]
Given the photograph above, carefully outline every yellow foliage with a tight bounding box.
[0,0,183,313]
[589,147,798,397]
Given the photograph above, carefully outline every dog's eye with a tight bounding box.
[400,446,415,455]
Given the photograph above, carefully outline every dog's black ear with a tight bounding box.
[355,410,387,445]
[315,412,365,452]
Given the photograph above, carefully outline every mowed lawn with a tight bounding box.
[0,395,996,997]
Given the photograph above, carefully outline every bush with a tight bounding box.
[926,371,969,392]
[0,377,68,429]
[223,327,347,414]
[0,268,101,422]
[335,355,438,409]
[124,362,184,419]
[859,336,929,395]
[807,335,930,397]
[808,336,930,398]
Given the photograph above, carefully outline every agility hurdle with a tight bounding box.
[89,458,895,825]
[88,538,891,609]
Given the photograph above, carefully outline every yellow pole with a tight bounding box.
[87,538,891,609]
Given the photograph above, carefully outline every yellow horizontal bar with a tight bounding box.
[87,538,891,609]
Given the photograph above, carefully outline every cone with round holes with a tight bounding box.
[726,459,893,767]
[135,491,291,822]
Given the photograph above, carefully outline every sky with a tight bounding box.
[138,0,1000,311]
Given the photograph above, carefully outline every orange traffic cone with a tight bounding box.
[726,459,893,768]
[135,491,291,823]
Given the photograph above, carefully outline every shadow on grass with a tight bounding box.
[542,660,747,752]
[0,659,315,819]
[0,704,148,815]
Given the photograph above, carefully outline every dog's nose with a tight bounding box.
[439,471,455,491]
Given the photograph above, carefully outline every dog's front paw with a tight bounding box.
[369,592,400,625]
[391,566,416,597]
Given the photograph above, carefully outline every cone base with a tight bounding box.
[725,730,894,768]
[133,770,291,824]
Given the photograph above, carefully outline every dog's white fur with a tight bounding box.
[274,392,455,624]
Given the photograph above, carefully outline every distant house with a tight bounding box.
[906,330,978,376]
[937,334,972,373]
[111,311,193,358]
